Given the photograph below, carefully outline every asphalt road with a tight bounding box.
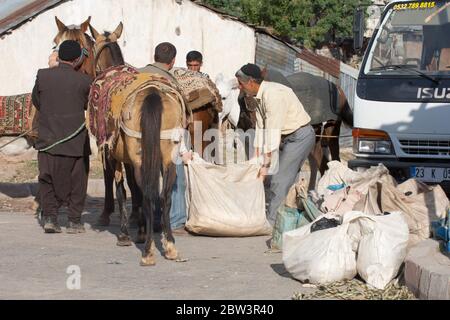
[0,199,312,300]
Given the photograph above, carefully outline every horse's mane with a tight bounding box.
[100,37,125,66]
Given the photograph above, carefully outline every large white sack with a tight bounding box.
[317,162,394,197]
[185,157,271,236]
[317,161,359,196]
[352,211,409,290]
[282,214,359,284]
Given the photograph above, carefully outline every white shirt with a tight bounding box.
[254,81,311,153]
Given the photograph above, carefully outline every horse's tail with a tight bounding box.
[338,87,354,127]
[140,88,163,206]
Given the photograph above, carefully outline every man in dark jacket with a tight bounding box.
[32,40,92,234]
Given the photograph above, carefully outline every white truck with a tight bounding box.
[350,0,450,188]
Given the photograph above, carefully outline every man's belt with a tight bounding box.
[281,122,310,142]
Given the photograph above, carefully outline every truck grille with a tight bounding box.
[399,139,450,156]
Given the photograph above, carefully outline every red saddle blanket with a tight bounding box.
[0,93,33,135]
[87,65,138,148]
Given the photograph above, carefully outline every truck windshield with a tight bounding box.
[364,1,450,76]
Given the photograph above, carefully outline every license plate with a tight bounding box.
[410,167,450,182]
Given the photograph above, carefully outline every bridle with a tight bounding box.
[53,29,94,75]
[93,40,119,77]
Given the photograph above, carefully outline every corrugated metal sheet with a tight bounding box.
[294,57,338,83]
[0,0,63,36]
[297,49,341,78]
[255,32,297,76]
[339,62,359,147]
[339,62,359,110]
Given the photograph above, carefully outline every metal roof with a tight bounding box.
[0,0,64,36]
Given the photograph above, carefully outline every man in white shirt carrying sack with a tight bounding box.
[235,63,315,226]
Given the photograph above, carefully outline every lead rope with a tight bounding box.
[37,123,85,152]
[0,128,34,151]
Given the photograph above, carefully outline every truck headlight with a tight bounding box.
[353,128,394,155]
[359,140,375,153]
[358,139,392,154]
[375,140,392,154]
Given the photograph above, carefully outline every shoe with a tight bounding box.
[43,217,62,234]
[66,221,86,234]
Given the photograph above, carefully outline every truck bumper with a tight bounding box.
[348,158,450,182]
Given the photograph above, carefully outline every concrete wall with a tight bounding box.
[0,0,256,95]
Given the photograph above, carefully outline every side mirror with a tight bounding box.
[353,8,365,50]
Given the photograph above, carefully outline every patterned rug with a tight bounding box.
[88,65,182,150]
[0,93,34,135]
[87,65,139,148]
[172,68,222,112]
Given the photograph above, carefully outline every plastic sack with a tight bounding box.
[271,206,311,250]
[185,155,272,236]
[353,211,409,289]
[317,161,359,196]
[282,214,358,284]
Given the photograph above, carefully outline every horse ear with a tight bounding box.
[80,16,91,33]
[89,24,100,40]
[55,16,66,32]
[113,22,123,40]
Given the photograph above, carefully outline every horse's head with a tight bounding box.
[215,73,239,101]
[215,73,241,126]
[53,16,95,76]
[89,22,125,75]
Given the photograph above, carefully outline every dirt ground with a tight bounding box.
[0,151,105,183]
[0,147,355,213]
[0,147,354,184]
[0,151,105,213]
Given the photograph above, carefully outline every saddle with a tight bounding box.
[87,65,184,152]
[171,68,222,112]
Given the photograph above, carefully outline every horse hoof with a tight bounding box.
[140,256,156,266]
[164,241,179,260]
[117,240,132,246]
[116,236,132,247]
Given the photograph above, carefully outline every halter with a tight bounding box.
[93,40,119,77]
[90,35,192,143]
[53,27,93,74]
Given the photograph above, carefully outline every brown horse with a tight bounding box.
[306,85,352,190]
[89,23,186,265]
[53,17,141,225]
[53,16,95,76]
[188,104,219,159]
[170,68,221,159]
[0,16,94,148]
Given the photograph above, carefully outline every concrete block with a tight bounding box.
[428,272,450,300]
[406,239,450,300]
[418,268,431,300]
[404,260,421,296]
